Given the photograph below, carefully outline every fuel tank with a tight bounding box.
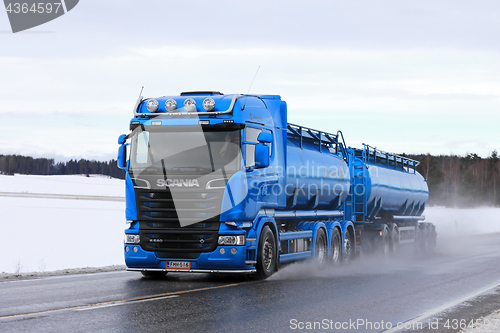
[284,138,350,210]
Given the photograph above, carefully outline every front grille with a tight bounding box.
[136,190,221,224]
[137,188,222,253]
[140,231,217,252]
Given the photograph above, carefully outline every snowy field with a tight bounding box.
[0,174,125,274]
[1,174,500,274]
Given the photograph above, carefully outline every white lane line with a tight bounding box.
[76,295,179,311]
[383,280,500,333]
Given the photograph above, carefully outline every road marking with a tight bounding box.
[76,295,180,311]
[0,283,240,320]
[383,280,500,333]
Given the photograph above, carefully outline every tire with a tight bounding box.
[255,225,277,279]
[343,229,353,263]
[315,228,327,265]
[141,271,167,279]
[330,228,342,264]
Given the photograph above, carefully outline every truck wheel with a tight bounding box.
[343,229,353,263]
[255,226,277,279]
[315,228,327,264]
[330,228,341,264]
[141,271,167,279]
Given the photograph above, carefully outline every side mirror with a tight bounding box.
[117,145,127,170]
[118,134,127,145]
[117,134,128,170]
[254,143,270,168]
[257,132,272,143]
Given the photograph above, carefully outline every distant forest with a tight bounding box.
[1,152,499,207]
[0,155,125,180]
[407,151,499,207]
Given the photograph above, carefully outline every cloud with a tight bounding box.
[0,1,499,160]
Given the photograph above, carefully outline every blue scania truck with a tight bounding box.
[118,91,436,279]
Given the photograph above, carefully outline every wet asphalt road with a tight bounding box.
[1,233,500,333]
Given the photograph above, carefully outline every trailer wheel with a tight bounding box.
[315,228,327,264]
[343,229,353,263]
[255,226,277,279]
[330,228,342,264]
[141,271,167,279]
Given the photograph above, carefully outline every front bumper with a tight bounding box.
[124,243,256,273]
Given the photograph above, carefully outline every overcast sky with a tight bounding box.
[1,0,499,161]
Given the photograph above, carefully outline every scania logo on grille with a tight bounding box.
[157,179,200,188]
[148,238,163,243]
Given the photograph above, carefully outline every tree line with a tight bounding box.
[0,155,125,179]
[1,152,499,207]
[407,151,499,207]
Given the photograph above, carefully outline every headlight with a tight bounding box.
[184,98,197,112]
[146,99,159,112]
[125,234,140,244]
[202,97,215,111]
[218,235,245,246]
[165,99,177,112]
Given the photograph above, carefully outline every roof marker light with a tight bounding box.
[165,99,177,112]
[146,99,159,113]
[202,98,215,111]
[184,98,196,112]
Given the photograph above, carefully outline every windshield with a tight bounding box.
[129,127,241,175]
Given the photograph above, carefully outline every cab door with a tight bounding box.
[244,126,278,208]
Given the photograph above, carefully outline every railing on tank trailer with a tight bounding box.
[286,123,347,159]
[355,144,419,174]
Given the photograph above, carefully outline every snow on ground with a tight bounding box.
[0,174,125,274]
[1,174,500,274]
[0,174,124,197]
[460,309,500,333]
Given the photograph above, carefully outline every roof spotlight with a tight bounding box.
[202,98,216,111]
[165,99,177,112]
[184,98,197,112]
[146,99,159,113]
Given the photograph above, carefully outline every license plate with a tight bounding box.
[166,261,191,270]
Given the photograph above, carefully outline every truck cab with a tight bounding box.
[119,92,290,277]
